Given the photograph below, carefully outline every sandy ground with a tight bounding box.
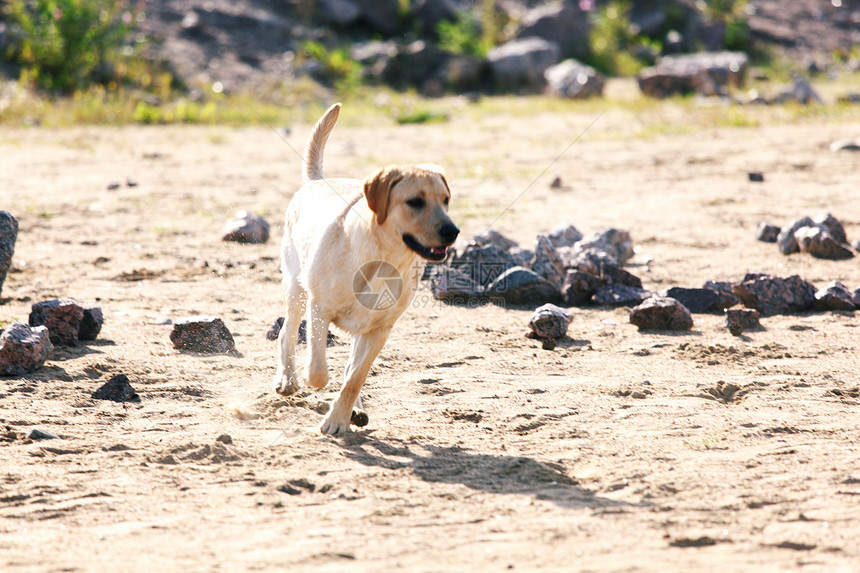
[1,104,860,572]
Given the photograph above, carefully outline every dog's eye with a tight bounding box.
[406,197,425,209]
[444,196,450,206]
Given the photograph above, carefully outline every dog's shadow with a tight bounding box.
[338,433,629,510]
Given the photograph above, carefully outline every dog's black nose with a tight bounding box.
[438,223,460,245]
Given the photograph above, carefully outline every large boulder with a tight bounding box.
[731,273,816,316]
[638,51,748,98]
[487,37,560,92]
[0,322,53,376]
[0,211,17,298]
[353,0,400,35]
[381,40,448,89]
[316,0,362,27]
[513,1,589,60]
[545,59,605,99]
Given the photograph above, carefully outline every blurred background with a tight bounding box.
[1,0,860,125]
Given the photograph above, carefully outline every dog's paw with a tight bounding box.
[306,369,329,389]
[320,411,350,435]
[272,374,299,396]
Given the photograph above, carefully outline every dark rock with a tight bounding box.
[813,212,847,245]
[431,266,483,303]
[267,317,337,346]
[795,226,854,260]
[731,273,816,316]
[776,216,814,255]
[353,0,400,35]
[725,308,761,336]
[593,284,651,307]
[317,0,361,27]
[576,228,634,264]
[0,322,53,376]
[547,223,583,249]
[221,210,270,244]
[540,337,557,351]
[92,374,141,403]
[748,171,765,182]
[853,286,860,308]
[28,428,60,440]
[266,317,285,341]
[629,296,693,331]
[514,1,589,60]
[472,229,518,251]
[170,316,235,353]
[545,59,605,99]
[509,247,534,268]
[565,247,640,288]
[438,55,485,91]
[412,0,458,34]
[487,37,560,92]
[704,280,736,296]
[561,270,604,306]
[486,266,562,306]
[661,287,736,314]
[381,40,447,89]
[0,210,18,298]
[78,304,104,341]
[755,221,780,243]
[638,51,748,98]
[814,281,855,311]
[773,78,823,105]
[452,243,517,286]
[528,303,573,339]
[216,434,233,444]
[549,176,563,189]
[29,299,85,346]
[531,235,565,287]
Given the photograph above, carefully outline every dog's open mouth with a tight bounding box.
[402,234,449,262]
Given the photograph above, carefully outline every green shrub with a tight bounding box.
[587,1,648,76]
[436,1,499,58]
[300,40,363,93]
[4,0,138,93]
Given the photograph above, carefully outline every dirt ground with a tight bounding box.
[1,103,860,571]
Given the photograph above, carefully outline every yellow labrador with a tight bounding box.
[274,103,459,435]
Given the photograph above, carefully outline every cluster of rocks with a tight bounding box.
[756,212,857,260]
[0,298,104,375]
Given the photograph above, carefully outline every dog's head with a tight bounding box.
[364,164,459,262]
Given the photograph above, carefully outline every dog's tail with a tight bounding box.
[303,102,341,182]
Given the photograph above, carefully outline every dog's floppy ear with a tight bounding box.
[364,166,403,225]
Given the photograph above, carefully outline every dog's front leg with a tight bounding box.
[320,328,390,435]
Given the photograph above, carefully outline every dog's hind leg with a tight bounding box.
[305,298,331,389]
[273,281,306,396]
[320,328,390,435]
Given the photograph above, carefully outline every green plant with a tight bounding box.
[300,40,363,93]
[437,11,485,58]
[4,0,138,93]
[586,1,649,76]
[395,107,449,124]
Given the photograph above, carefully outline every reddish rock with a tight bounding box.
[629,296,693,331]
[0,210,18,298]
[0,322,53,376]
[814,281,855,311]
[531,235,565,287]
[795,226,854,260]
[29,299,85,346]
[561,270,604,306]
[431,266,483,303]
[731,273,816,316]
[724,308,761,336]
[170,316,235,353]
